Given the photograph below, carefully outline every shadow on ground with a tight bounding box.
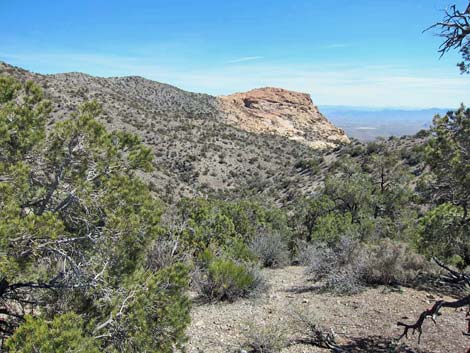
[289,335,431,353]
[412,274,465,299]
[285,284,323,294]
[338,335,432,353]
[285,274,464,299]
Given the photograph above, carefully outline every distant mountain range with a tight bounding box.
[320,106,450,141]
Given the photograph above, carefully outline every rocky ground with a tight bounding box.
[187,266,468,353]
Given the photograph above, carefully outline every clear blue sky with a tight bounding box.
[1,0,469,108]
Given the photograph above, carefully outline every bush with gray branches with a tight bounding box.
[250,232,290,268]
[300,237,431,294]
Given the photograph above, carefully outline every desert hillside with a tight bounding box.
[3,1,470,352]
[1,62,469,353]
[0,62,348,204]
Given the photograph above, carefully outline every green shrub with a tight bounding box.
[0,78,190,350]
[6,313,100,353]
[176,198,291,258]
[418,203,470,267]
[114,265,191,352]
[223,237,257,263]
[366,140,385,155]
[294,158,321,174]
[310,212,359,244]
[415,129,430,138]
[193,257,263,302]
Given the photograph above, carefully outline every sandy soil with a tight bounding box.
[186,266,468,353]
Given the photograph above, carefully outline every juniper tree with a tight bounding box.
[0,76,190,352]
[397,7,470,334]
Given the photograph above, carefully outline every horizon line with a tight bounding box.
[0,59,462,111]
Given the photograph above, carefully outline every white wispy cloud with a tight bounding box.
[225,56,264,64]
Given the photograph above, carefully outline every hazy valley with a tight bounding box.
[322,106,449,141]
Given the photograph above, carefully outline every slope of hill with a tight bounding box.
[0,62,349,204]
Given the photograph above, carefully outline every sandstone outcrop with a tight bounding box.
[218,87,349,148]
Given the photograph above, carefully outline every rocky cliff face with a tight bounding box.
[218,87,349,148]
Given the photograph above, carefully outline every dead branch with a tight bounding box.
[397,258,470,343]
[425,4,470,50]
[288,309,345,352]
[434,257,470,285]
[425,3,470,70]
[398,296,470,343]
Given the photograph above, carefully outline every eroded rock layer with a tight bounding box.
[219,87,349,148]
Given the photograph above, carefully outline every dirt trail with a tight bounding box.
[186,266,468,353]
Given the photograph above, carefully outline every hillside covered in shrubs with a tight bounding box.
[0,69,469,352]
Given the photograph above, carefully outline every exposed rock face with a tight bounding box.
[218,87,349,148]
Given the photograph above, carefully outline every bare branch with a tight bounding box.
[426,3,470,72]
[397,295,470,343]
[434,257,470,285]
[397,258,470,343]
[37,134,79,215]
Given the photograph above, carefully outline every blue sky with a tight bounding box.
[1,0,470,108]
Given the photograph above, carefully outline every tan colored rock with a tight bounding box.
[218,87,349,149]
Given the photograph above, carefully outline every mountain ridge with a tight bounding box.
[2,61,347,204]
[0,62,348,147]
